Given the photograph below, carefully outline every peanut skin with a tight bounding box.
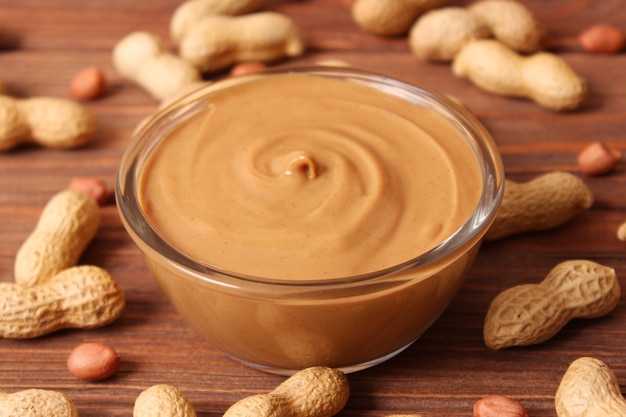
[229,61,268,77]
[70,66,107,100]
[484,260,620,349]
[15,190,101,287]
[577,141,622,176]
[178,12,304,73]
[617,219,626,241]
[0,95,98,151]
[579,24,626,54]
[0,265,125,339]
[555,357,626,417]
[134,384,197,417]
[485,172,593,241]
[0,388,78,417]
[474,394,528,417]
[452,39,588,111]
[67,342,120,381]
[224,367,349,417]
[68,177,112,206]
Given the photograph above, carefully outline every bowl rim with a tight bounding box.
[116,65,505,289]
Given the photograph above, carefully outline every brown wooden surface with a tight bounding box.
[0,0,625,415]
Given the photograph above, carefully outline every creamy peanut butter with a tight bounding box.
[121,70,502,371]
[138,73,482,280]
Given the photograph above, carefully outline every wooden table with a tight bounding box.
[0,1,625,415]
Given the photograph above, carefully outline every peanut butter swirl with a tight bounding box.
[139,74,482,280]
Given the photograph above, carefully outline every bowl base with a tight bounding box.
[225,339,418,376]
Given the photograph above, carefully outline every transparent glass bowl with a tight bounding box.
[116,67,504,375]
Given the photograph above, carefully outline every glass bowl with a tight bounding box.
[116,66,504,375]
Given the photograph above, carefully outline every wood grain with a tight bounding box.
[0,0,625,416]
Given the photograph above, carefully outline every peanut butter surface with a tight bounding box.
[139,74,482,280]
